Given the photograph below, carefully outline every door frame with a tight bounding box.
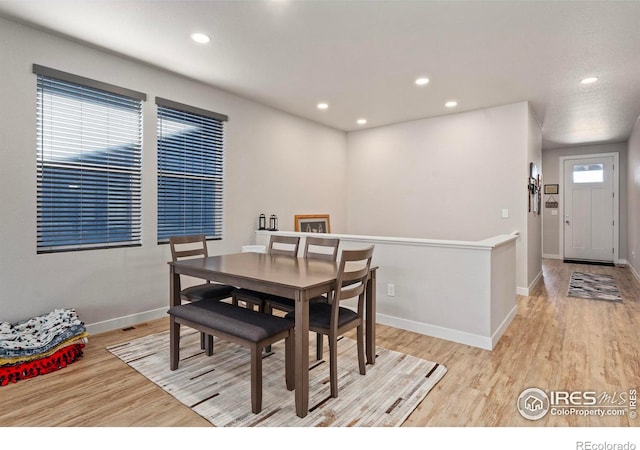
[558,152,619,263]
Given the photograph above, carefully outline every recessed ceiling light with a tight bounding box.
[190,32,211,44]
[580,77,598,85]
[415,77,430,86]
[357,118,367,125]
[317,102,329,110]
[445,100,458,108]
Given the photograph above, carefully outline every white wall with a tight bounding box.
[0,17,347,326]
[0,17,549,330]
[628,118,640,280]
[526,105,543,288]
[541,142,628,259]
[346,102,539,292]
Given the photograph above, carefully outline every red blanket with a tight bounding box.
[0,343,84,386]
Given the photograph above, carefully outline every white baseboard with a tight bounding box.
[86,307,167,335]
[529,269,543,292]
[516,286,529,296]
[376,312,494,351]
[491,305,518,349]
[543,254,562,260]
[629,263,640,285]
[516,269,543,296]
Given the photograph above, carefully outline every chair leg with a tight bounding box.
[205,334,214,356]
[250,345,262,414]
[200,332,205,350]
[356,324,366,375]
[169,317,180,371]
[316,332,323,360]
[328,333,338,398]
[285,332,295,391]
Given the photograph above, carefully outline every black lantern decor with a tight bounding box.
[258,213,266,230]
[269,214,278,231]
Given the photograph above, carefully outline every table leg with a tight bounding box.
[366,268,377,365]
[294,290,309,418]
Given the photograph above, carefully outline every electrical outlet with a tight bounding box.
[387,283,395,297]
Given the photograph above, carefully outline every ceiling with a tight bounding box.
[1,0,640,149]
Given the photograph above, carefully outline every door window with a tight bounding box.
[572,163,604,183]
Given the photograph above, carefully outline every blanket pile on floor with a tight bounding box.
[0,308,88,386]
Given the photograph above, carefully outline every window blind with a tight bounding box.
[156,97,226,242]
[35,66,144,253]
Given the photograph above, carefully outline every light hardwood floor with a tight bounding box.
[1,259,638,426]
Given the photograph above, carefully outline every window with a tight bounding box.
[156,98,227,242]
[35,65,145,253]
[573,163,604,183]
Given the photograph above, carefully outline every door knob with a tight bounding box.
[565,220,570,225]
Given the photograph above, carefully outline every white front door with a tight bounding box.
[563,156,616,262]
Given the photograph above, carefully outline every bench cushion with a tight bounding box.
[168,301,293,343]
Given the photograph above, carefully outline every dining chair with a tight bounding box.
[263,236,340,313]
[262,236,340,359]
[169,234,236,354]
[231,235,301,311]
[285,245,374,398]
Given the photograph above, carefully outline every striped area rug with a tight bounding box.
[107,329,446,426]
[568,272,623,302]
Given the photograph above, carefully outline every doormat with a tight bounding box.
[564,259,615,267]
[567,272,623,302]
[107,329,447,427]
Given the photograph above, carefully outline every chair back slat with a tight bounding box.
[169,234,208,262]
[269,235,300,257]
[340,266,369,283]
[304,236,340,261]
[337,282,366,301]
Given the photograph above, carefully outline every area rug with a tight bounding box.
[567,272,623,302]
[107,329,447,427]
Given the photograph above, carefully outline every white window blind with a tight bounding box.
[34,65,145,253]
[156,97,226,242]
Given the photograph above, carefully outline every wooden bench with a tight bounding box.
[168,300,295,414]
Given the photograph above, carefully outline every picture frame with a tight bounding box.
[544,184,559,195]
[294,214,331,234]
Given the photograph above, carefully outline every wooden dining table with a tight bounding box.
[169,251,378,418]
